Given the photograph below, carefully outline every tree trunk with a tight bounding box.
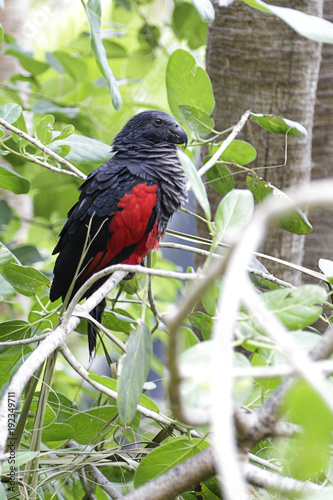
[201,0,323,284]
[303,0,333,276]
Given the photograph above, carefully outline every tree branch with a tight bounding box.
[0,117,86,180]
[86,464,124,499]
[0,270,126,469]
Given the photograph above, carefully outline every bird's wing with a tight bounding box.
[50,161,160,302]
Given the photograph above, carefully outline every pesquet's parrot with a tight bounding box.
[50,110,188,355]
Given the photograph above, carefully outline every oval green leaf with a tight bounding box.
[246,175,313,235]
[134,437,210,488]
[50,134,112,164]
[166,49,215,119]
[66,406,118,444]
[178,104,214,135]
[204,159,235,196]
[36,114,55,146]
[1,263,50,296]
[219,139,257,165]
[0,164,30,194]
[0,103,22,124]
[262,285,327,330]
[251,113,307,136]
[117,323,153,424]
[215,188,254,238]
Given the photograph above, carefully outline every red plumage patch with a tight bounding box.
[79,183,159,280]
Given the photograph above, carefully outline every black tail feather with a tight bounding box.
[88,297,106,357]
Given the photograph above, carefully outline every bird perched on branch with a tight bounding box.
[50,110,188,355]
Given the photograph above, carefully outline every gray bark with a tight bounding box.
[202,0,323,284]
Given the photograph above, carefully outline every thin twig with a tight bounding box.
[86,464,124,499]
[193,109,251,183]
[0,117,86,179]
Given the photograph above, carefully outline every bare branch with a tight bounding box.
[123,447,216,500]
[0,270,126,471]
[194,109,252,182]
[86,464,124,499]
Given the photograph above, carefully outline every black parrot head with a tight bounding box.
[113,110,188,149]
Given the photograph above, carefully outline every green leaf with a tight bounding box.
[52,125,75,143]
[179,326,200,351]
[12,112,28,147]
[134,437,210,487]
[41,422,74,444]
[0,103,22,124]
[103,310,136,334]
[83,0,122,110]
[0,164,30,194]
[172,3,208,49]
[1,452,39,475]
[50,134,112,164]
[219,140,257,165]
[242,0,333,43]
[1,263,50,296]
[166,49,215,119]
[204,160,235,196]
[0,320,31,342]
[246,175,313,235]
[251,113,307,136]
[189,312,213,340]
[283,380,333,479]
[191,0,215,22]
[261,285,327,330]
[0,243,14,268]
[66,406,118,444]
[215,189,254,238]
[4,47,49,75]
[117,323,153,424]
[51,51,87,81]
[89,373,160,413]
[178,149,211,220]
[36,114,55,146]
[12,245,45,266]
[178,105,214,135]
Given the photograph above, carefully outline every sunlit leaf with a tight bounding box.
[36,114,55,146]
[219,139,257,165]
[166,49,215,119]
[191,0,215,22]
[242,0,333,43]
[0,103,22,124]
[50,134,112,164]
[178,104,214,135]
[251,113,307,136]
[215,189,254,238]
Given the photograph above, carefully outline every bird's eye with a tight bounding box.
[154,118,163,125]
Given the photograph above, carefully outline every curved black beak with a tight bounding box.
[168,124,188,148]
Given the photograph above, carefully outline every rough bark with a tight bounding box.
[202,0,323,284]
[303,1,333,276]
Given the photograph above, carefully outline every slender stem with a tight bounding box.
[0,117,86,179]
